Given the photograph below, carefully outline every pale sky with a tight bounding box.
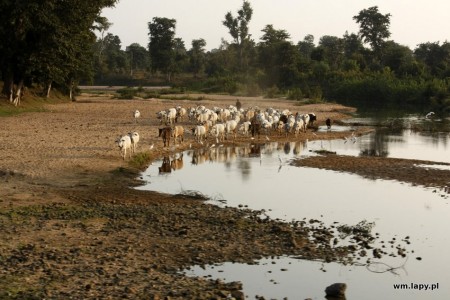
[101,0,450,50]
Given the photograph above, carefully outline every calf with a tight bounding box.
[172,125,184,144]
[250,117,261,138]
[308,113,317,127]
[158,127,172,147]
[225,120,238,140]
[156,110,167,124]
[128,132,140,153]
[166,108,177,125]
[210,123,226,142]
[192,125,208,143]
[326,118,332,129]
[116,134,132,160]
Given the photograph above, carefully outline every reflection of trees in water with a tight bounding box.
[237,159,251,181]
[358,115,450,157]
[422,131,450,148]
[359,130,389,157]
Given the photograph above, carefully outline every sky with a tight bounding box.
[101,0,450,51]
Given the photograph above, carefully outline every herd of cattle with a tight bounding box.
[117,104,319,160]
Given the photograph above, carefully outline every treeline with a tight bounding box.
[1,1,449,113]
[93,3,449,113]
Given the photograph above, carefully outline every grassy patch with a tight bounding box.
[129,152,153,169]
[0,90,69,117]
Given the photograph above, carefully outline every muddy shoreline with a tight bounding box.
[1,95,447,299]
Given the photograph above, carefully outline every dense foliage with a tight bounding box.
[0,0,117,103]
[1,1,448,114]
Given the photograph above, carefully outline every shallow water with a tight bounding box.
[137,126,450,300]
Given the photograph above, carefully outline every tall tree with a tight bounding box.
[353,6,391,61]
[148,17,176,81]
[172,38,188,77]
[222,0,253,71]
[0,0,117,104]
[257,25,292,87]
[317,35,344,70]
[297,34,315,60]
[126,43,151,77]
[189,39,207,77]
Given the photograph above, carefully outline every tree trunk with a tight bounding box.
[69,83,73,101]
[2,73,14,101]
[45,81,52,98]
[12,79,24,106]
[69,80,76,101]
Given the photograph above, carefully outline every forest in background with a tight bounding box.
[1,1,449,113]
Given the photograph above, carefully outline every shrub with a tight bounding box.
[287,88,303,100]
[265,85,280,98]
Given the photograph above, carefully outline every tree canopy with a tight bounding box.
[0,0,117,104]
[148,17,177,81]
[353,6,391,61]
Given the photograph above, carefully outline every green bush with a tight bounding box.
[265,85,280,98]
[287,88,303,100]
[116,87,138,99]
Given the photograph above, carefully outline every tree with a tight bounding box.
[189,39,207,77]
[415,42,450,78]
[260,24,290,45]
[172,38,188,77]
[0,0,118,104]
[222,0,253,71]
[353,6,391,61]
[103,34,127,73]
[257,25,293,88]
[297,34,315,60]
[205,39,237,77]
[148,17,176,81]
[342,31,366,71]
[382,41,417,77]
[126,43,151,77]
[317,35,344,70]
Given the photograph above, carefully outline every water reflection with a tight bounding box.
[360,129,390,157]
[313,128,449,163]
[158,153,184,174]
[138,129,449,300]
[178,141,307,177]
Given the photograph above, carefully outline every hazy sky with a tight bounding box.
[101,0,450,50]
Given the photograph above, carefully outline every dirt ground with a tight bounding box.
[1,93,448,299]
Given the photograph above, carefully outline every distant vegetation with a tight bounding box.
[1,1,449,114]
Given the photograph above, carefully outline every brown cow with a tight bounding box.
[158,127,172,147]
[172,125,184,145]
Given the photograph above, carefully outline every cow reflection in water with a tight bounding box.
[158,157,172,174]
[186,142,307,170]
[158,153,184,174]
[171,153,184,170]
[189,147,239,165]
